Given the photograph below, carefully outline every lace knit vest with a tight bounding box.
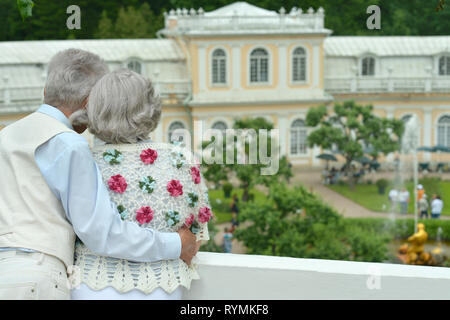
[74,142,210,294]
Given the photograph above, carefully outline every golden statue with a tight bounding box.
[406,223,428,264]
[398,223,447,266]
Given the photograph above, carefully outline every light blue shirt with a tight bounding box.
[0,104,181,262]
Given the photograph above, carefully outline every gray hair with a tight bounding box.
[73,69,161,144]
[44,48,109,111]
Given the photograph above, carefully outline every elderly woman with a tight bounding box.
[70,69,211,300]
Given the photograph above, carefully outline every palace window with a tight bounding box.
[290,119,308,155]
[250,48,269,83]
[361,57,375,76]
[212,49,227,84]
[438,56,450,76]
[212,121,228,134]
[168,121,185,143]
[127,60,142,74]
[292,47,307,82]
[437,116,450,147]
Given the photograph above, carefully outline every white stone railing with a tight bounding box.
[325,77,450,94]
[164,7,325,33]
[0,80,191,113]
[185,252,450,299]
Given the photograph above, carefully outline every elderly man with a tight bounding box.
[0,49,198,300]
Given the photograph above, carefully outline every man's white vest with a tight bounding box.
[0,112,77,268]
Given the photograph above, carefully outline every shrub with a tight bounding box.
[222,183,233,198]
[234,182,390,262]
[376,178,389,195]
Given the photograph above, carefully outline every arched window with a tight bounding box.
[437,116,450,147]
[292,47,307,82]
[250,48,269,83]
[212,49,227,84]
[290,119,308,155]
[212,121,228,134]
[439,56,450,76]
[127,60,142,74]
[168,121,185,143]
[401,115,412,124]
[361,57,375,76]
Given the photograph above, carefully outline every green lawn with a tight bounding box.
[329,178,450,216]
[208,187,268,224]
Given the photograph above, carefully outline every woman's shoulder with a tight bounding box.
[92,141,201,168]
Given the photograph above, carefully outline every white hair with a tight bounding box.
[44,48,109,111]
[72,69,161,144]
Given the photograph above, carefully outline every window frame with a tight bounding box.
[438,55,450,76]
[437,115,450,147]
[124,58,144,75]
[167,120,187,143]
[291,46,308,84]
[289,118,309,156]
[210,47,228,87]
[248,47,271,86]
[360,56,376,77]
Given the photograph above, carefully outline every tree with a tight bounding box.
[201,117,292,202]
[114,6,149,38]
[234,182,389,261]
[363,115,404,162]
[95,10,115,38]
[306,100,403,188]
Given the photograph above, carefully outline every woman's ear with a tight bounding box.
[81,96,88,109]
[69,108,89,134]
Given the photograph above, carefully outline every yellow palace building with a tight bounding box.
[1,2,450,167]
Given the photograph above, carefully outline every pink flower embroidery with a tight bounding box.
[108,175,127,194]
[136,206,154,225]
[190,167,201,184]
[185,214,195,227]
[198,207,212,223]
[140,148,158,165]
[167,179,183,197]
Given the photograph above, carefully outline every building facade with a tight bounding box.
[1,2,449,166]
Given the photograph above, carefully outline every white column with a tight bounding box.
[278,44,287,89]
[278,115,288,156]
[232,44,240,90]
[198,45,207,92]
[423,109,432,161]
[312,44,321,87]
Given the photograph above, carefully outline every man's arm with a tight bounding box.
[36,134,184,262]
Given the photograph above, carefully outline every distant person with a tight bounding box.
[398,188,410,215]
[223,227,233,253]
[417,184,425,201]
[330,167,339,184]
[431,195,443,219]
[322,168,330,184]
[418,194,429,219]
[388,188,399,207]
[230,195,239,228]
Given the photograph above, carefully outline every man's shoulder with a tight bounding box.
[50,131,90,151]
